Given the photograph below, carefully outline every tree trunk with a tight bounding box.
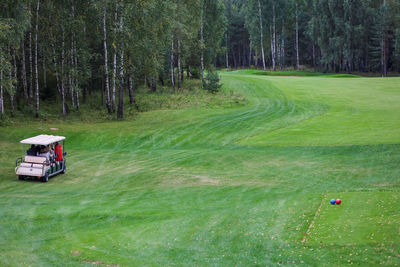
[281,22,285,70]
[232,48,237,68]
[69,52,75,108]
[242,45,245,66]
[42,53,46,90]
[225,33,229,68]
[0,70,3,119]
[9,57,14,115]
[296,3,300,71]
[187,65,190,78]
[177,39,182,89]
[21,38,28,104]
[12,50,18,107]
[112,52,116,111]
[34,0,40,117]
[101,77,104,105]
[61,26,66,117]
[257,0,266,70]
[270,25,275,71]
[29,31,33,102]
[128,74,135,105]
[277,36,281,70]
[50,25,61,95]
[272,1,276,71]
[249,41,252,67]
[151,76,157,92]
[238,45,241,66]
[312,41,316,68]
[76,90,80,111]
[112,3,118,112]
[103,0,111,113]
[381,0,388,77]
[117,8,124,119]
[72,3,79,111]
[170,37,175,88]
[200,19,205,83]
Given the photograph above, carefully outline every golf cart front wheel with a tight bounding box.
[18,175,25,181]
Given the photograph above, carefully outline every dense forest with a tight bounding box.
[0,0,399,119]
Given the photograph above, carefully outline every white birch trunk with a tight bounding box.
[49,24,60,95]
[34,0,40,117]
[257,0,266,70]
[72,3,79,111]
[270,25,275,71]
[8,54,14,114]
[381,0,387,77]
[296,2,300,71]
[281,22,285,70]
[13,50,18,106]
[112,49,116,112]
[272,1,276,71]
[117,9,124,119]
[61,26,66,117]
[177,39,182,89]
[70,49,75,108]
[21,38,28,104]
[111,3,117,112]
[103,0,111,113]
[200,19,205,83]
[29,31,33,102]
[277,38,281,70]
[170,37,175,88]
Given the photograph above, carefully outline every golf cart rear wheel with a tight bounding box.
[61,162,66,174]
[18,175,25,181]
[41,172,49,183]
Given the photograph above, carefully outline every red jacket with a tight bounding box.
[55,143,63,161]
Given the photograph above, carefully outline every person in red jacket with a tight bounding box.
[54,142,63,161]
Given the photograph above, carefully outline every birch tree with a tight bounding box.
[295,2,299,70]
[257,0,266,70]
[117,1,124,119]
[103,0,111,113]
[34,0,40,117]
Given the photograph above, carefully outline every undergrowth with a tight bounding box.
[0,79,246,126]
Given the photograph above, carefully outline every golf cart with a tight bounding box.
[15,135,67,182]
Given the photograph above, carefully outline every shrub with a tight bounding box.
[191,68,201,79]
[202,71,222,93]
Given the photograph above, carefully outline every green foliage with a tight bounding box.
[202,71,222,93]
[0,78,245,123]
[190,67,201,79]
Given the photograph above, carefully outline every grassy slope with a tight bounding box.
[0,71,399,266]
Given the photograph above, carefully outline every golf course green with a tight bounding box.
[1,70,399,265]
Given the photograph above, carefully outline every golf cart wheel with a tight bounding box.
[41,172,49,183]
[61,162,66,174]
[18,175,25,181]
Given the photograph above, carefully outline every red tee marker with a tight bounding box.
[336,199,341,205]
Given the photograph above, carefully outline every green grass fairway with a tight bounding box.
[1,71,400,266]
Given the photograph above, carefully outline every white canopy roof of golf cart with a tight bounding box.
[20,135,65,146]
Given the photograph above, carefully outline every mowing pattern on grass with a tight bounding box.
[0,71,399,265]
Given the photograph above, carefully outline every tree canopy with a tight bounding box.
[0,0,399,119]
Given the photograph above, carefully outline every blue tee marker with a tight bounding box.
[330,199,336,205]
